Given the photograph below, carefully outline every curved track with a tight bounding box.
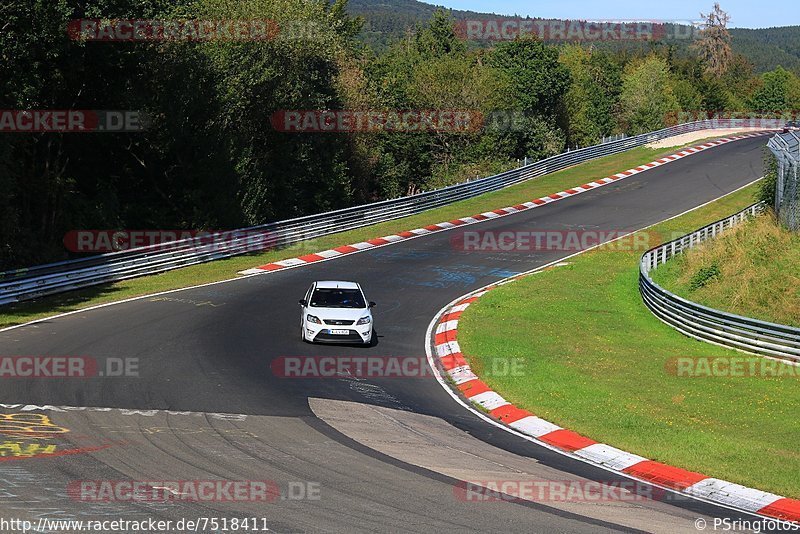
[0,136,770,532]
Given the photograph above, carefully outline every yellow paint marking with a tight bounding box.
[0,413,70,438]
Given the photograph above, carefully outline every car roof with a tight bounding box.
[314,280,360,290]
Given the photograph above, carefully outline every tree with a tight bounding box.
[698,76,732,112]
[359,10,476,195]
[692,3,733,77]
[619,56,680,134]
[414,9,465,59]
[560,45,622,147]
[673,78,703,112]
[488,37,570,120]
[748,66,800,112]
[721,54,757,106]
[408,55,508,174]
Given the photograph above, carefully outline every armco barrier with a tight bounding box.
[640,202,800,360]
[0,120,769,305]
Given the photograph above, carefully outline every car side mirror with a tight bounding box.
[299,299,307,306]
[369,301,376,308]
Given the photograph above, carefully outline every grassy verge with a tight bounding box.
[0,139,727,329]
[652,212,800,327]
[457,182,800,498]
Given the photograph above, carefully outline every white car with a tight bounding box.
[299,281,375,345]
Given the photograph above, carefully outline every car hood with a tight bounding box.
[306,307,370,321]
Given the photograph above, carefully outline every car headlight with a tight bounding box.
[306,314,322,324]
[356,316,371,325]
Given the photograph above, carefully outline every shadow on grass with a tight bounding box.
[1,283,129,328]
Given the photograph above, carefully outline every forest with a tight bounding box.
[2,0,799,269]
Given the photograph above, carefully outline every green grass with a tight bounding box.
[653,212,800,327]
[457,183,800,499]
[0,143,708,330]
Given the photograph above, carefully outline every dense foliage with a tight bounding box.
[2,1,800,269]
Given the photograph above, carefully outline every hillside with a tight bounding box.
[729,27,800,73]
[347,0,495,49]
[346,0,800,73]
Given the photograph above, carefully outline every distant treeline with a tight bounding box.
[1,1,799,269]
[349,0,800,73]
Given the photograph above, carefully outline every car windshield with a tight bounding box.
[310,288,366,309]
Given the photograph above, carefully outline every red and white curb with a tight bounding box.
[429,279,800,523]
[238,132,770,275]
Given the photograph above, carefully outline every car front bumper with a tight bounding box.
[305,323,372,344]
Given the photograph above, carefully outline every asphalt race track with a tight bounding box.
[0,136,772,533]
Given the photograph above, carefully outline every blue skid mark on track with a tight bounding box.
[486,268,520,279]
[419,267,476,289]
[414,265,522,289]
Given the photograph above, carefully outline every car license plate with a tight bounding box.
[329,329,349,335]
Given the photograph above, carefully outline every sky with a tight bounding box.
[431,1,799,29]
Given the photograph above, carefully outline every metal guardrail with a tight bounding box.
[640,202,800,361]
[0,119,771,306]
